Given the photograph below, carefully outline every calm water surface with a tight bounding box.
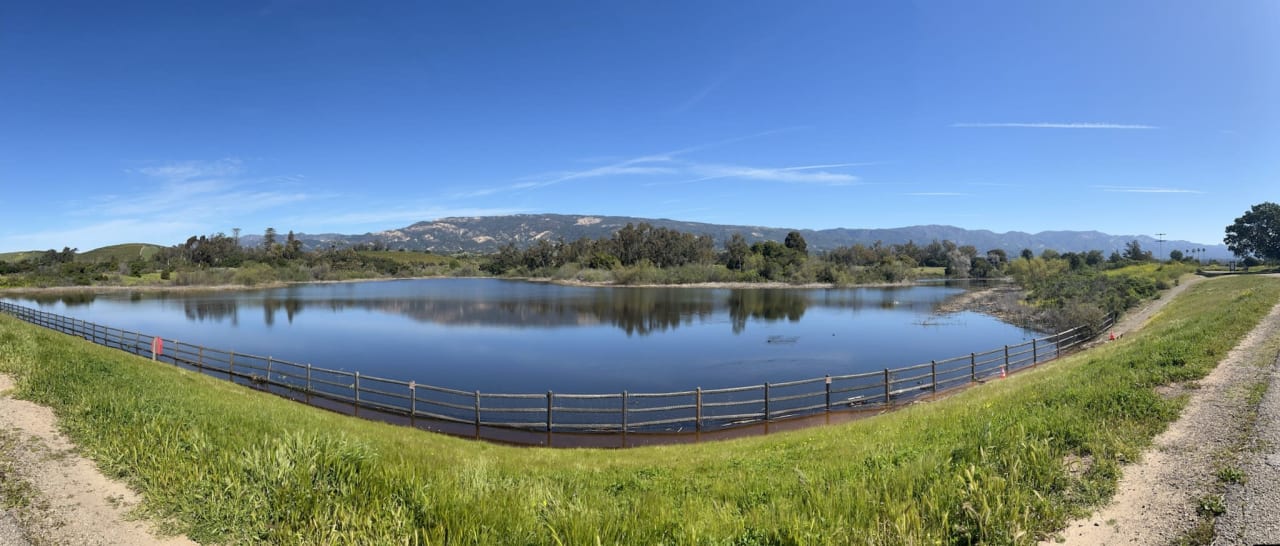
[4,278,1044,393]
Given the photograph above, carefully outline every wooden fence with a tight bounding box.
[0,301,1113,441]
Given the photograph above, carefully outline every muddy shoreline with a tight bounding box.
[934,284,1048,331]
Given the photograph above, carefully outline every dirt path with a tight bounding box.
[0,374,196,546]
[1051,275,1280,545]
[1112,274,1204,336]
[1215,315,1280,543]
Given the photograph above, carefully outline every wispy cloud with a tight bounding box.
[87,159,315,221]
[0,219,204,252]
[677,162,863,186]
[457,127,818,198]
[129,158,245,182]
[287,206,528,229]
[951,122,1159,130]
[1094,185,1204,194]
[905,192,967,196]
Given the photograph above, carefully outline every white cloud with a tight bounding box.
[682,163,861,185]
[951,122,1159,130]
[459,128,815,198]
[0,219,204,252]
[1094,185,1204,194]
[131,158,245,182]
[287,206,528,230]
[905,192,967,196]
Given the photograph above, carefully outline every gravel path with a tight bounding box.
[1051,276,1280,545]
[0,374,195,546]
[1215,344,1280,544]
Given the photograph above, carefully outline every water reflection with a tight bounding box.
[1,280,1039,393]
[8,280,978,337]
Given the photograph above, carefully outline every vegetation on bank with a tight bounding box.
[0,222,1233,295]
[0,236,485,288]
[0,276,1275,544]
[1010,257,1199,334]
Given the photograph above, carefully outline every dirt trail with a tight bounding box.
[1051,275,1280,544]
[1112,274,1204,335]
[0,374,195,546]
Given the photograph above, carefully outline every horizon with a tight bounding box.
[2,2,1276,252]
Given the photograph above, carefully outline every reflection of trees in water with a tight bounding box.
[26,292,96,307]
[587,290,716,336]
[262,296,304,327]
[727,290,807,334]
[183,300,239,326]
[309,290,718,336]
[17,285,976,337]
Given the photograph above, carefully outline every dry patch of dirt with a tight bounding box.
[0,374,195,546]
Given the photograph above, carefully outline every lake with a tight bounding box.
[2,278,1044,394]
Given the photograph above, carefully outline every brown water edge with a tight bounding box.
[187,360,1002,449]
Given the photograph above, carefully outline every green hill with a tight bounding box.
[77,243,164,263]
[0,251,42,263]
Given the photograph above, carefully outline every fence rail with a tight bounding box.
[0,301,1113,443]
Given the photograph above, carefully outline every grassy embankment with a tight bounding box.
[0,276,1277,544]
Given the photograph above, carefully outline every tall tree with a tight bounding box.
[1123,240,1151,262]
[723,233,749,270]
[783,231,808,255]
[263,227,278,250]
[1225,202,1280,261]
[285,230,303,258]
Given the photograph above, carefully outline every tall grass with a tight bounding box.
[0,276,1276,544]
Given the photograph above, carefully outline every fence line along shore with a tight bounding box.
[0,301,1112,447]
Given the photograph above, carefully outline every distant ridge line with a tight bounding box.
[234,213,1230,260]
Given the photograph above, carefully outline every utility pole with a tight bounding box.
[1155,233,1166,262]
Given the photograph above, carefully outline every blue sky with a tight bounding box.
[2,1,1276,252]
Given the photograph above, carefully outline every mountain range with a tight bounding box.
[238,214,1232,260]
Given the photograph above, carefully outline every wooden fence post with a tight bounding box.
[970,352,976,382]
[1056,332,1062,358]
[266,356,273,380]
[473,391,481,434]
[353,371,361,406]
[763,383,771,422]
[1032,339,1038,364]
[931,360,937,393]
[1003,345,1010,371]
[620,391,628,434]
[883,368,891,406]
[695,387,703,432]
[306,364,312,392]
[229,352,235,375]
[197,346,204,368]
[408,381,416,417]
[546,391,554,432]
[825,375,832,411]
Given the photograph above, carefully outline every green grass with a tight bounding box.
[0,251,41,263]
[1102,262,1197,284]
[0,276,1276,544]
[77,243,164,263]
[912,266,947,278]
[354,250,456,266]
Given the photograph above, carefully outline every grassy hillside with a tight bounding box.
[0,276,1276,544]
[77,243,164,263]
[0,251,41,263]
[355,250,455,266]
